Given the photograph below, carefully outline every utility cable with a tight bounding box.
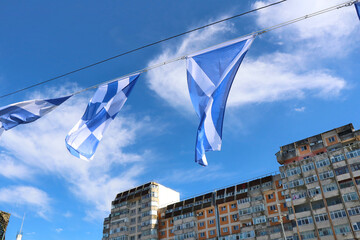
[1,0,357,99]
[0,0,287,100]
[71,0,357,97]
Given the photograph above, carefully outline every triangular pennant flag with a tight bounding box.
[0,95,72,137]
[65,74,140,160]
[355,1,360,20]
[186,35,255,166]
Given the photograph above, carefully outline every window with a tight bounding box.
[238,197,250,204]
[200,232,205,237]
[353,222,360,231]
[287,179,304,188]
[331,154,345,163]
[209,219,214,225]
[221,216,227,222]
[292,191,307,200]
[252,204,265,213]
[346,149,360,159]
[318,227,332,236]
[267,193,274,200]
[223,227,228,233]
[319,170,334,180]
[314,213,328,222]
[334,166,349,176]
[323,183,337,192]
[199,222,204,227]
[339,179,354,189]
[221,206,226,211]
[343,192,359,202]
[351,163,360,172]
[231,203,236,209]
[305,175,318,184]
[328,136,336,143]
[209,230,215,236]
[239,207,252,216]
[308,187,321,197]
[170,219,174,224]
[297,216,313,226]
[330,209,347,219]
[300,145,308,151]
[130,218,136,223]
[302,162,315,172]
[160,231,165,236]
[300,231,316,240]
[316,158,330,168]
[286,167,301,177]
[208,209,213,214]
[231,214,238,221]
[233,225,239,231]
[334,224,351,234]
[348,206,360,216]
[253,215,266,224]
[269,205,277,211]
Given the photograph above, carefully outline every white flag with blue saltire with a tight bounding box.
[65,74,140,160]
[0,96,72,137]
[186,35,255,166]
[356,1,360,20]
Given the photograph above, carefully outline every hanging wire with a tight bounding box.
[70,0,357,97]
[0,0,356,99]
[0,0,287,100]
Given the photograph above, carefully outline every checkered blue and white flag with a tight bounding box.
[187,35,255,166]
[65,74,140,160]
[355,1,360,20]
[0,96,72,137]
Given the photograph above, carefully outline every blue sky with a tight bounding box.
[0,0,359,239]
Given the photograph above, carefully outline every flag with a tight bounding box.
[356,1,360,20]
[0,96,71,136]
[187,35,255,166]
[65,74,140,160]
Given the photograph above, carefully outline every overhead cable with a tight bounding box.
[0,0,287,99]
[1,0,357,99]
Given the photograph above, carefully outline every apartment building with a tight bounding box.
[103,123,360,240]
[277,123,360,240]
[103,182,180,240]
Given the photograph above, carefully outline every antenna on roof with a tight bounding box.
[16,213,25,240]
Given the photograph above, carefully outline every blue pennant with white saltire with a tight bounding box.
[186,35,255,166]
[65,74,140,160]
[0,96,72,137]
[355,1,360,20]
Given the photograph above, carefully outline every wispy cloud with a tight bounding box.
[0,153,34,180]
[55,228,63,233]
[0,186,51,219]
[145,4,349,112]
[294,106,306,112]
[253,0,360,57]
[0,86,154,220]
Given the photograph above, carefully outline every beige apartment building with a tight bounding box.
[103,123,360,240]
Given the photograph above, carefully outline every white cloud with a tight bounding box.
[294,106,306,112]
[0,87,154,220]
[0,186,51,219]
[146,9,348,111]
[0,153,34,180]
[253,0,360,57]
[55,228,63,233]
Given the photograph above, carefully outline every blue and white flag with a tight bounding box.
[0,96,71,137]
[355,1,360,20]
[187,35,255,166]
[65,74,140,160]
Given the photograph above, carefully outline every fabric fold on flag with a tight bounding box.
[186,35,255,166]
[355,1,360,20]
[0,95,72,137]
[65,73,140,160]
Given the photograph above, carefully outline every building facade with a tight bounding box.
[103,123,360,240]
